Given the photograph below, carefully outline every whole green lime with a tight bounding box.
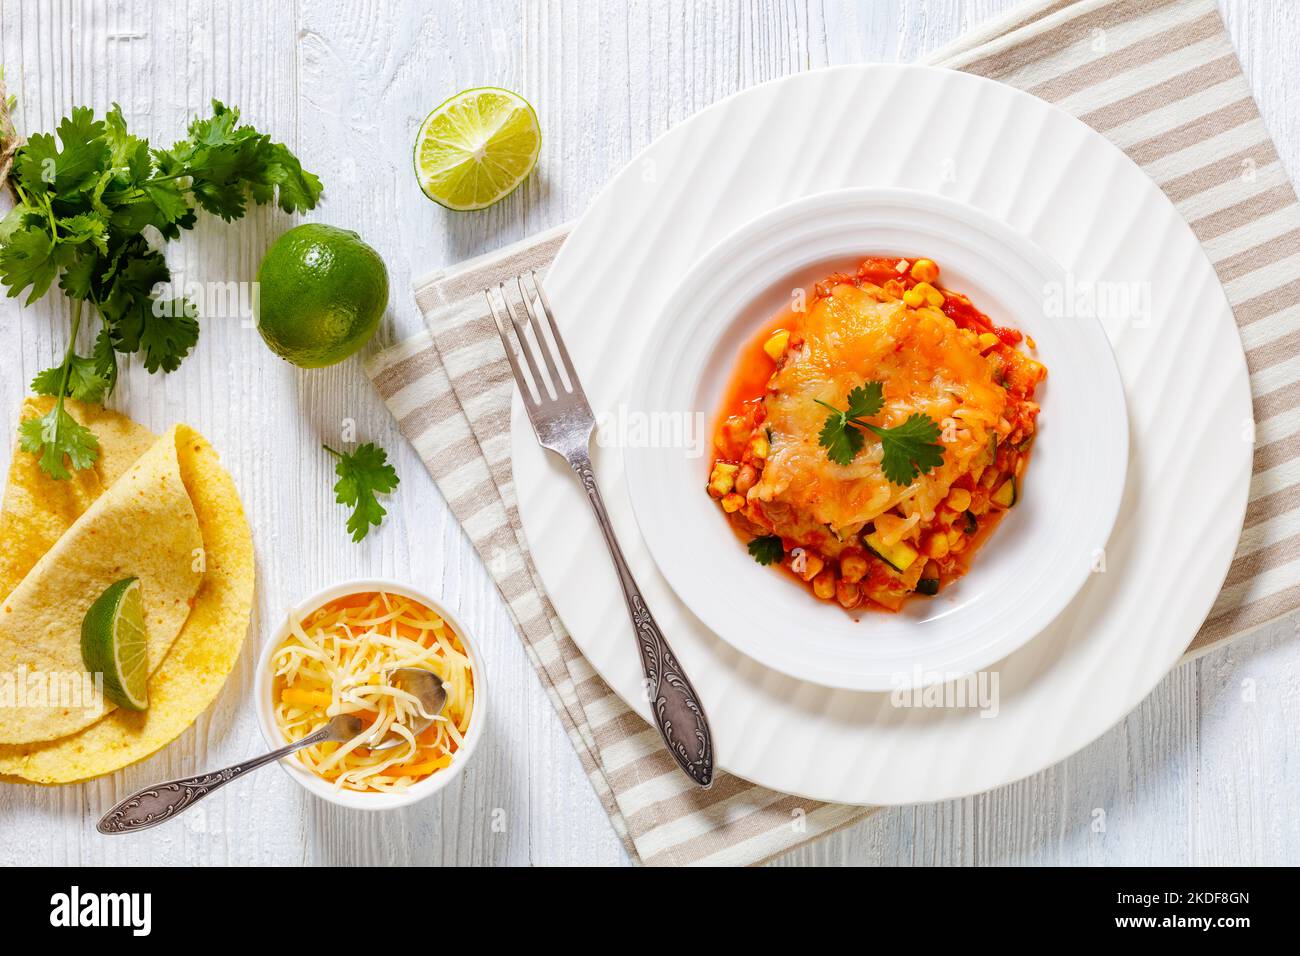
[256,223,389,368]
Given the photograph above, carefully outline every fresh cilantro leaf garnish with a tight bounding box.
[815,381,884,467]
[815,383,945,483]
[844,381,884,420]
[13,131,60,196]
[817,410,864,466]
[31,345,113,404]
[112,297,199,372]
[18,399,99,480]
[869,413,946,486]
[324,443,400,543]
[748,534,784,566]
[46,107,111,191]
[0,225,59,304]
[1,99,323,478]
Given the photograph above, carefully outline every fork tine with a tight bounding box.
[527,273,582,396]
[516,275,569,393]
[500,281,555,401]
[483,288,539,406]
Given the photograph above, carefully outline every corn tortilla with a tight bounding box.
[0,402,254,783]
[0,398,155,599]
[0,424,204,743]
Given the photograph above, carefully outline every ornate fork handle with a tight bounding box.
[97,725,332,834]
[569,450,714,787]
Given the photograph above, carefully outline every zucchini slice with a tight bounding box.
[915,577,940,596]
[864,531,919,573]
[992,476,1017,508]
[980,433,997,467]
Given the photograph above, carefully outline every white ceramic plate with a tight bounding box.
[513,65,1251,804]
[626,188,1128,691]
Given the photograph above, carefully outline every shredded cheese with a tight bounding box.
[271,590,475,793]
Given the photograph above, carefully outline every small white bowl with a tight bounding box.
[254,578,488,811]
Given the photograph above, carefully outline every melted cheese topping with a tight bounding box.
[750,283,1007,548]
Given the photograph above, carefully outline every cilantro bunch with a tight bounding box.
[815,381,946,484]
[0,101,322,478]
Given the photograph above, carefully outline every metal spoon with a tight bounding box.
[98,669,448,833]
[97,713,364,834]
[366,668,448,751]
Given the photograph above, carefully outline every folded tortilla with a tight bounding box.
[0,398,157,600]
[0,399,254,783]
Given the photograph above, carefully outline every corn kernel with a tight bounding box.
[749,433,770,460]
[946,528,963,546]
[910,258,939,283]
[902,288,925,308]
[840,553,868,583]
[721,493,744,513]
[836,579,862,609]
[763,329,790,362]
[812,569,837,600]
[707,462,738,497]
[946,488,972,512]
[977,332,999,351]
[924,533,950,559]
[925,288,945,307]
[800,552,825,581]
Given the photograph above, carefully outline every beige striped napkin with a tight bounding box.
[365,0,1300,864]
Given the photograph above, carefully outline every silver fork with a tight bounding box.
[485,273,713,788]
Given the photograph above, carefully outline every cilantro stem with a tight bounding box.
[56,298,83,402]
[321,444,342,459]
[42,193,58,239]
[813,398,876,431]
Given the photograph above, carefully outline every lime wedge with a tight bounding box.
[81,577,149,711]
[414,87,541,211]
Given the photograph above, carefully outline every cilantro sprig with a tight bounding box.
[324,443,400,543]
[814,382,883,466]
[815,381,946,484]
[0,101,322,478]
[748,534,784,566]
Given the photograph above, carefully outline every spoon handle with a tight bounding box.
[96,726,330,834]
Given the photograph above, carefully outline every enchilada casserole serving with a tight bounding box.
[708,257,1047,612]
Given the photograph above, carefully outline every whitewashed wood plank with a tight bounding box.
[0,0,1297,867]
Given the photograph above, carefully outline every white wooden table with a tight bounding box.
[1,0,1297,867]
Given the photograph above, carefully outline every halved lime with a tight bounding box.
[414,87,541,211]
[81,577,149,711]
